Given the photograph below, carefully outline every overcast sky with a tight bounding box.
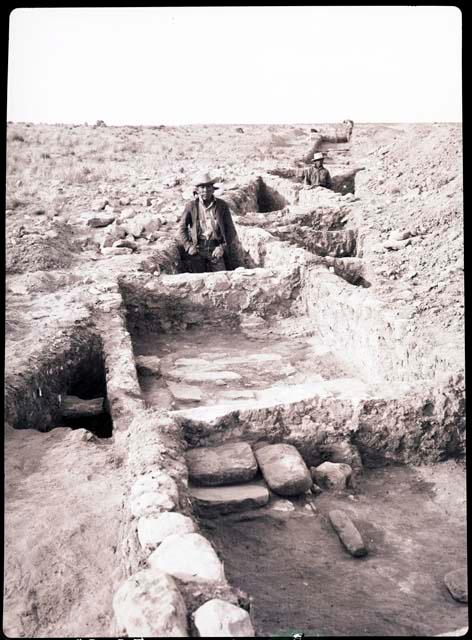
[7,6,462,125]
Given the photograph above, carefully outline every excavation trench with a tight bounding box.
[5,328,114,439]
[5,182,465,636]
[117,247,466,636]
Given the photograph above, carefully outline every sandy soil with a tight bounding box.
[202,461,467,637]
[3,425,127,638]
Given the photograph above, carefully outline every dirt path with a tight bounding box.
[4,425,127,638]
[202,462,467,637]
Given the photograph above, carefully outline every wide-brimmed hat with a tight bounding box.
[312,152,324,162]
[193,171,218,187]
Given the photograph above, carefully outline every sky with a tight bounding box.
[7,6,462,125]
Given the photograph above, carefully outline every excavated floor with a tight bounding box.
[134,320,356,412]
[200,461,467,637]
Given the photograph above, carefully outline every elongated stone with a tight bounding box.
[186,442,258,486]
[329,509,368,557]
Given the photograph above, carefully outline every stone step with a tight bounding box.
[186,441,258,486]
[255,443,312,496]
[189,482,269,516]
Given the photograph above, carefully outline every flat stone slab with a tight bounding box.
[113,568,188,637]
[444,568,468,603]
[186,442,258,486]
[255,443,312,496]
[167,368,242,383]
[167,381,202,402]
[329,509,368,557]
[189,483,269,516]
[61,395,104,418]
[148,532,225,584]
[193,598,255,637]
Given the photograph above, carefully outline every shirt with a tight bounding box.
[197,198,217,240]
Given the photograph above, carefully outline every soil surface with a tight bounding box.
[3,425,127,638]
[201,461,467,637]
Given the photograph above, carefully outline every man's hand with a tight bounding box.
[212,245,224,260]
[187,245,198,256]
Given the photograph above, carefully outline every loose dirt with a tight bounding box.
[3,425,127,638]
[201,461,467,637]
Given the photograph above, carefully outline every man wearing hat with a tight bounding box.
[303,152,332,189]
[178,171,238,272]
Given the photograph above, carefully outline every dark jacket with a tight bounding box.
[303,165,332,189]
[178,197,239,268]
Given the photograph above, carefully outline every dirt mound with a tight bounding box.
[356,124,463,365]
[6,220,81,275]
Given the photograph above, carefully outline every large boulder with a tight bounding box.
[137,512,196,550]
[254,443,312,496]
[186,442,258,486]
[113,568,188,637]
[149,533,226,584]
[193,599,255,637]
[189,483,269,516]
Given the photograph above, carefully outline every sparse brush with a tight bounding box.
[9,133,25,143]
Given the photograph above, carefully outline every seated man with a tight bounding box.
[302,152,332,189]
[178,172,237,273]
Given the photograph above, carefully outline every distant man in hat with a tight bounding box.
[178,171,238,272]
[302,152,332,189]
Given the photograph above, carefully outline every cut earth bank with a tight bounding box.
[4,122,465,637]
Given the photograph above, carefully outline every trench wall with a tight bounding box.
[174,372,465,466]
[233,224,462,383]
[4,325,104,432]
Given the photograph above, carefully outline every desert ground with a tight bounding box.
[4,120,466,637]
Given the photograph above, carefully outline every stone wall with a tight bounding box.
[119,267,301,338]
